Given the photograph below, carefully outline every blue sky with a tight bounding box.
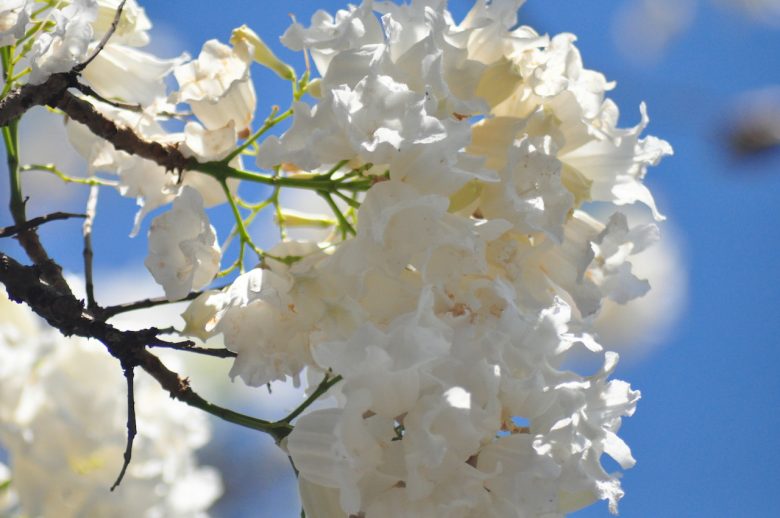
[3,1,780,516]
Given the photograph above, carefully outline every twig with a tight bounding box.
[101,284,229,318]
[83,185,98,309]
[75,0,127,72]
[0,211,85,238]
[278,373,342,426]
[148,341,237,359]
[110,363,136,491]
[74,82,142,112]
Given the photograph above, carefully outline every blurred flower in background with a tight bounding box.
[613,0,780,64]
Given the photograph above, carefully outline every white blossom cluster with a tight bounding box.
[3,0,673,515]
[174,0,673,516]
[0,290,223,517]
[1,1,252,296]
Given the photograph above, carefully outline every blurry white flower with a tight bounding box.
[174,39,256,132]
[0,291,223,517]
[145,186,221,301]
[0,0,30,47]
[28,0,97,84]
[93,0,151,47]
[82,43,183,105]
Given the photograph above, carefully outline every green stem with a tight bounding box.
[21,163,117,187]
[319,191,355,238]
[3,121,24,224]
[1,46,15,98]
[195,161,372,193]
[223,107,293,164]
[221,179,263,262]
[279,374,342,425]
[186,395,292,441]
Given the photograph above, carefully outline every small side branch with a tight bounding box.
[101,285,228,318]
[148,341,237,359]
[76,0,127,73]
[0,211,85,238]
[110,363,136,491]
[83,185,98,309]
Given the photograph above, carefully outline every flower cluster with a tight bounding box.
[2,1,251,280]
[176,0,671,515]
[2,0,672,515]
[0,290,223,517]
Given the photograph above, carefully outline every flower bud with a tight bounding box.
[231,24,296,81]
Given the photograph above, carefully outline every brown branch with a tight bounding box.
[0,72,75,127]
[0,211,85,238]
[102,284,229,318]
[0,249,276,435]
[110,363,136,491]
[53,91,192,171]
[149,341,237,359]
[83,185,98,309]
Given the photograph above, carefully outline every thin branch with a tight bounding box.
[83,185,98,309]
[0,211,85,238]
[148,341,237,359]
[75,0,127,72]
[278,374,342,426]
[101,284,229,318]
[110,363,136,491]
[74,81,142,112]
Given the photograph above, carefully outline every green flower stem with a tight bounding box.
[196,161,372,193]
[220,179,264,263]
[223,106,292,164]
[1,46,15,98]
[324,159,349,179]
[319,191,355,238]
[278,374,342,425]
[21,163,117,187]
[186,395,292,441]
[2,121,24,225]
[333,189,362,209]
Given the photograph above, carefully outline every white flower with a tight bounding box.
[28,0,97,84]
[0,0,30,47]
[0,290,223,517]
[145,186,221,301]
[66,102,232,235]
[215,241,335,386]
[181,120,238,161]
[280,1,384,76]
[259,74,494,195]
[477,135,574,241]
[174,39,256,132]
[82,43,184,105]
[93,0,151,47]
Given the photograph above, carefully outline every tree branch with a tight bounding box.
[110,363,136,491]
[0,211,85,238]
[0,72,75,127]
[83,185,98,309]
[101,284,229,318]
[53,91,193,171]
[0,250,284,438]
